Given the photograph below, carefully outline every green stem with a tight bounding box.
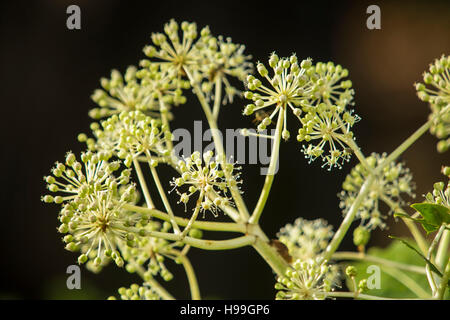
[324,174,375,261]
[380,195,428,255]
[378,120,431,169]
[140,228,256,250]
[157,90,174,152]
[436,259,450,300]
[427,225,445,294]
[170,249,201,300]
[123,203,246,233]
[324,119,432,260]
[252,239,289,277]
[212,76,222,121]
[332,251,426,274]
[343,135,370,170]
[249,106,284,224]
[249,224,290,277]
[147,152,181,234]
[180,190,204,238]
[132,159,155,209]
[436,229,450,271]
[184,67,250,221]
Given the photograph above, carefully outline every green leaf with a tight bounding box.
[403,203,450,234]
[394,212,440,233]
[389,236,443,277]
[344,240,430,299]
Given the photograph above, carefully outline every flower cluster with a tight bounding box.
[275,258,336,300]
[277,218,334,261]
[416,55,450,153]
[42,151,131,204]
[58,187,144,269]
[90,65,185,120]
[424,165,450,209]
[339,153,415,230]
[304,61,354,108]
[242,53,359,170]
[109,283,161,300]
[143,19,252,107]
[42,151,149,268]
[198,35,253,104]
[243,53,313,136]
[171,151,241,216]
[298,103,359,170]
[121,220,176,281]
[143,19,204,78]
[82,111,170,165]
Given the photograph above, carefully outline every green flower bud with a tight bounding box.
[353,226,370,247]
[345,266,357,278]
[188,229,203,239]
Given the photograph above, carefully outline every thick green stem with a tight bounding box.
[249,106,284,224]
[436,259,450,300]
[436,229,450,271]
[139,228,255,250]
[123,203,245,233]
[249,224,290,277]
[252,239,289,277]
[427,225,445,294]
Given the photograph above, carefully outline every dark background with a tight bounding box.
[0,0,449,299]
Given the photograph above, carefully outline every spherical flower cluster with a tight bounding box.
[143,19,253,108]
[424,165,450,209]
[57,187,145,268]
[416,55,450,153]
[89,66,175,120]
[242,53,359,170]
[143,19,205,78]
[109,283,161,300]
[303,61,354,108]
[136,60,189,107]
[277,218,334,261]
[339,153,415,230]
[83,111,170,166]
[42,151,131,204]
[242,53,313,137]
[121,220,176,282]
[42,151,147,267]
[198,35,253,104]
[298,103,359,170]
[275,258,336,300]
[171,151,241,216]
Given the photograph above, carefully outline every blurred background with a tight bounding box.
[0,0,449,299]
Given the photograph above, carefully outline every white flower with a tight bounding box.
[275,258,335,300]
